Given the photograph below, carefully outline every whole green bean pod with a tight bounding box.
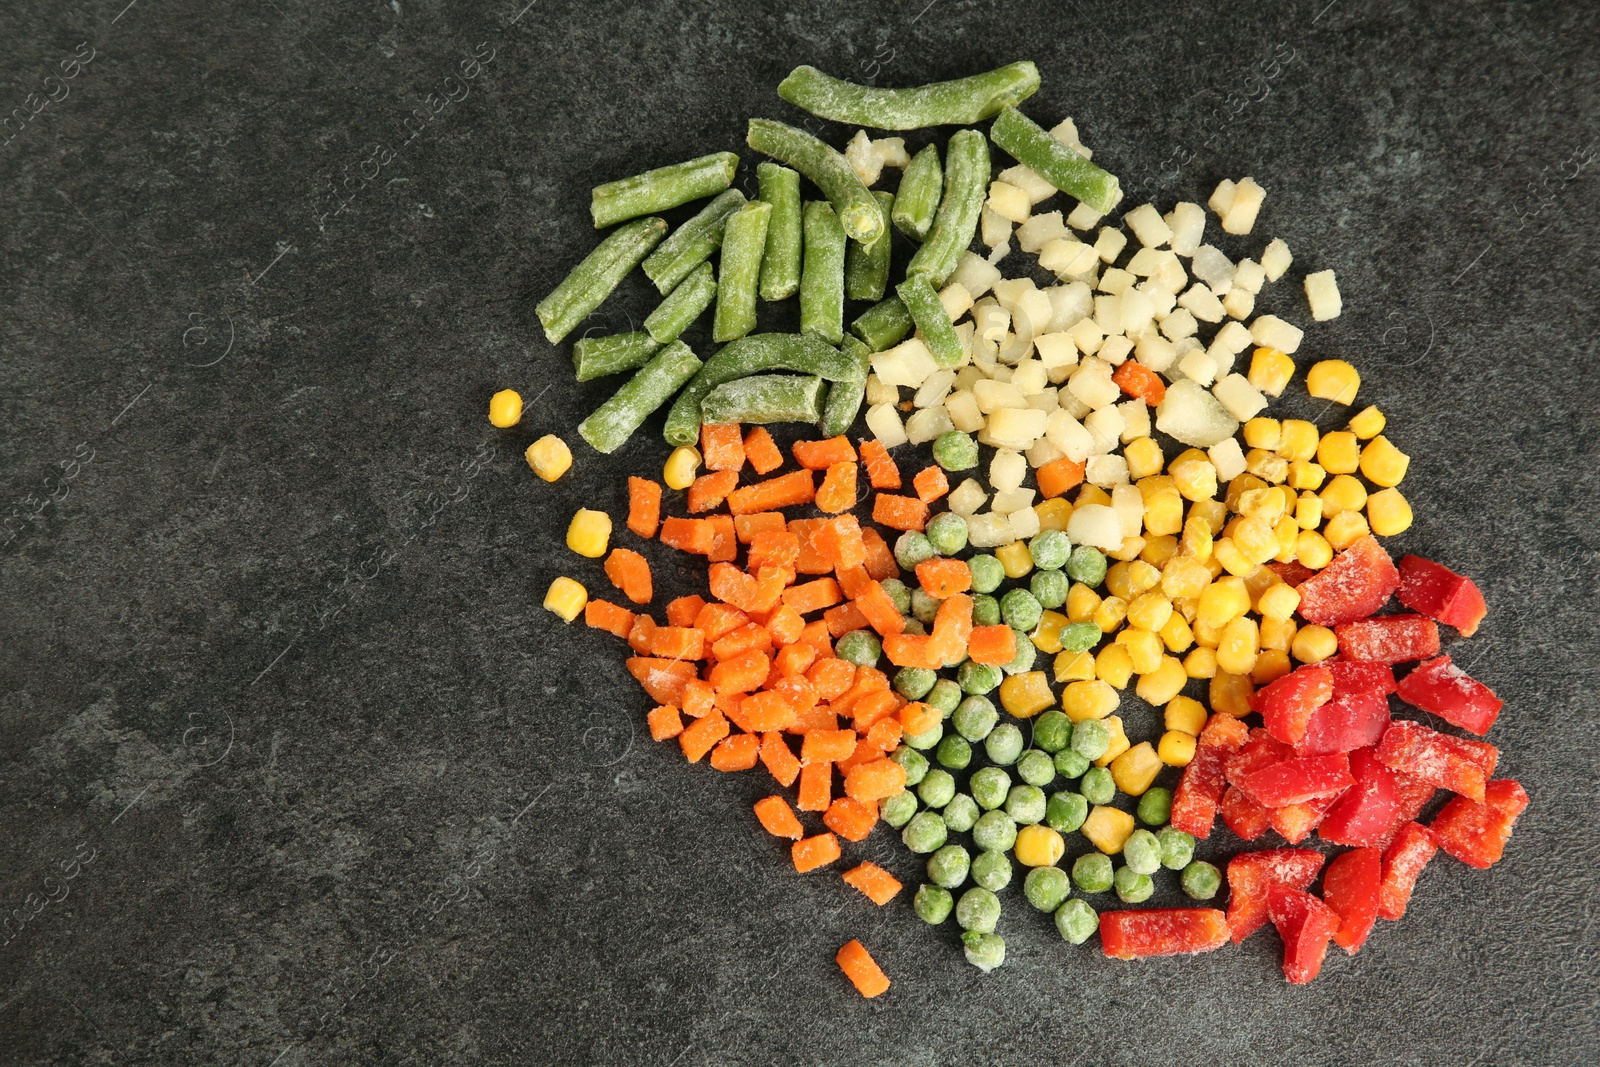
[756,163,802,301]
[845,190,895,302]
[850,296,914,352]
[591,152,740,228]
[905,129,989,287]
[578,340,703,454]
[800,200,847,345]
[644,261,717,344]
[989,106,1122,214]
[776,62,1040,129]
[897,274,963,367]
[641,189,745,295]
[699,373,826,425]
[713,200,772,343]
[746,118,885,244]
[892,143,942,241]
[662,333,858,446]
[819,336,871,436]
[536,217,667,343]
[572,331,662,382]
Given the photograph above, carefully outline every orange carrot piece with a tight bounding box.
[627,477,662,539]
[797,761,833,812]
[663,594,704,628]
[754,794,804,839]
[706,514,737,563]
[708,562,759,611]
[604,547,653,605]
[860,527,899,581]
[785,518,828,574]
[815,461,859,514]
[748,529,801,571]
[792,832,841,873]
[770,674,817,714]
[627,613,657,654]
[626,656,695,704]
[912,465,949,503]
[1112,360,1167,405]
[872,493,929,532]
[740,690,797,732]
[967,624,1018,665]
[782,577,844,616]
[825,798,879,843]
[743,426,784,475]
[929,592,974,663]
[766,603,805,646]
[759,732,802,787]
[647,704,684,742]
[776,641,818,678]
[835,564,874,600]
[802,728,859,765]
[813,514,867,568]
[865,716,903,753]
[835,939,890,997]
[800,619,835,657]
[824,601,872,637]
[858,439,902,489]
[734,511,786,542]
[659,516,716,554]
[842,863,902,905]
[709,649,771,694]
[682,679,715,719]
[915,557,972,598]
[807,657,857,700]
[727,469,815,515]
[883,632,941,669]
[700,422,746,472]
[709,732,760,771]
[649,626,706,660]
[679,710,729,762]
[694,601,750,641]
[793,436,857,470]
[712,622,775,661]
[843,758,907,803]
[584,599,636,638]
[1037,457,1087,499]
[688,469,739,514]
[899,701,942,738]
[748,566,791,613]
[854,581,907,637]
[789,702,839,736]
[849,689,901,732]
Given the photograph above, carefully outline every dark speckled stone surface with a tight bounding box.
[2,1,1598,1064]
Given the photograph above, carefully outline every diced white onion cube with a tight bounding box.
[1066,203,1103,230]
[1212,373,1269,421]
[871,337,939,387]
[967,512,1015,548]
[1118,399,1151,441]
[1125,204,1174,248]
[905,404,956,444]
[1097,267,1135,296]
[1177,346,1217,386]
[1165,202,1206,257]
[1208,179,1237,217]
[1207,437,1247,481]
[1016,289,1055,336]
[1017,211,1068,253]
[1097,334,1133,366]
[1126,247,1164,277]
[1111,484,1143,535]
[1007,506,1042,541]
[1118,288,1156,335]
[1221,177,1265,235]
[988,448,1027,493]
[865,373,898,406]
[986,240,1011,266]
[944,389,985,432]
[1085,405,1125,446]
[1214,320,1254,354]
[1191,245,1235,293]
[1134,333,1178,373]
[1159,308,1198,342]
[1261,238,1292,282]
[1068,358,1120,410]
[985,406,1049,448]
[1093,294,1123,335]
[1305,269,1342,321]
[974,301,1010,342]
[1092,226,1128,263]
[1067,503,1124,551]
[1222,288,1256,320]
[948,478,987,516]
[1233,258,1266,294]
[973,378,1026,412]
[997,163,1057,204]
[1045,282,1093,331]
[1154,379,1240,447]
[939,282,974,322]
[1039,238,1097,276]
[1067,317,1105,357]
[914,369,955,408]
[1154,251,1189,295]
[1045,408,1094,461]
[1026,385,1059,411]
[1034,332,1079,371]
[991,487,1036,515]
[1139,281,1178,317]
[865,402,907,447]
[1027,436,1065,467]
[1011,359,1049,395]
[988,181,1032,224]
[951,252,1002,299]
[1249,314,1304,354]
[981,205,1013,249]
[1177,284,1226,323]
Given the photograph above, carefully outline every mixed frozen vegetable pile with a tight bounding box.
[498,62,1527,995]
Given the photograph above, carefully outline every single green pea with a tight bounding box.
[971,594,1002,627]
[1122,829,1162,876]
[1066,545,1108,586]
[955,886,1001,933]
[953,695,999,741]
[894,666,937,700]
[926,843,970,889]
[926,677,963,715]
[942,792,980,833]
[1158,827,1197,871]
[1046,790,1089,833]
[1072,719,1112,761]
[1180,859,1222,900]
[971,810,1018,852]
[917,768,957,809]
[901,810,948,854]
[971,849,1014,891]
[936,733,972,770]
[914,883,953,924]
[1071,852,1114,893]
[1031,710,1074,753]
[1028,529,1071,570]
[1137,787,1173,826]
[1113,866,1154,903]
[1054,898,1100,945]
[891,746,929,787]
[933,430,979,472]
[958,660,1002,696]
[901,618,927,636]
[1005,783,1047,825]
[961,930,1006,972]
[925,511,970,555]
[879,791,918,828]
[1002,630,1037,675]
[894,531,936,570]
[910,589,942,625]
[879,577,912,615]
[836,629,881,667]
[1053,749,1091,779]
[967,554,1005,593]
[905,721,943,750]
[1024,865,1072,912]
[1058,621,1103,654]
[1030,568,1069,610]
[969,766,1012,810]
[1079,766,1116,806]
[1000,588,1043,631]
[984,722,1025,765]
[1016,749,1056,788]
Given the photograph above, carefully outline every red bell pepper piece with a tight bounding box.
[1398,554,1488,637]
[1257,664,1333,747]
[1269,792,1339,844]
[1321,846,1383,954]
[1268,886,1342,983]
[1226,848,1325,943]
[1295,689,1391,757]
[1225,728,1291,781]
[1267,560,1316,587]
[1220,785,1271,840]
[1377,821,1438,919]
[1374,720,1497,802]
[1170,713,1250,838]
[1328,658,1397,697]
[1336,614,1441,664]
[1319,747,1401,846]
[1234,752,1354,809]
[1386,770,1437,839]
[1100,908,1231,959]
[1395,654,1503,735]
[1295,534,1400,627]
[1430,778,1529,869]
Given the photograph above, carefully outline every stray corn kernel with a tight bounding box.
[663,445,701,490]
[999,671,1055,718]
[1014,824,1066,867]
[1034,497,1073,531]
[1215,615,1260,676]
[1157,729,1197,767]
[1064,678,1119,721]
[1031,610,1069,654]
[1093,715,1131,767]
[1165,696,1209,736]
[1094,595,1129,634]
[1082,805,1136,854]
[567,508,613,558]
[1118,628,1165,675]
[1209,671,1256,717]
[1287,460,1327,491]
[1275,419,1319,462]
[1260,615,1298,652]
[1257,582,1302,620]
[525,434,573,482]
[1184,646,1219,678]
[1296,529,1334,569]
[1135,656,1188,705]
[1124,436,1165,480]
[1359,435,1410,487]
[1292,624,1339,663]
[1159,612,1195,653]
[1306,359,1361,404]
[1367,486,1414,535]
[489,388,523,428]
[1348,405,1386,439]
[1248,346,1296,397]
[1054,649,1096,683]
[1094,643,1134,688]
[1243,417,1281,451]
[1316,431,1362,474]
[1110,742,1163,796]
[996,541,1034,578]
[1324,510,1371,549]
[1251,648,1293,685]
[543,576,588,622]
[1319,474,1368,517]
[1066,582,1102,623]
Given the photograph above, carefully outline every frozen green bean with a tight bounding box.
[850,295,914,352]
[572,331,661,382]
[591,151,739,228]
[989,106,1122,214]
[905,128,988,287]
[746,118,885,243]
[663,333,856,446]
[776,62,1040,130]
[713,200,772,343]
[799,201,846,344]
[643,261,717,344]
[892,143,942,241]
[756,163,802,301]
[577,341,703,454]
[642,189,745,295]
[536,216,667,343]
[698,373,825,426]
[845,191,895,302]
[819,334,870,436]
[896,274,963,367]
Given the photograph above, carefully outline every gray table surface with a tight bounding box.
[3,1,1598,1064]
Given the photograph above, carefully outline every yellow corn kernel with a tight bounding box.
[1031,610,1069,654]
[1257,582,1302,620]
[1296,529,1334,569]
[1082,805,1136,854]
[1359,436,1410,487]
[999,671,1055,718]
[1349,404,1386,439]
[1157,729,1198,767]
[1094,595,1129,633]
[1178,515,1214,560]
[1093,715,1131,767]
[1210,671,1256,717]
[1110,742,1163,796]
[1197,576,1249,628]
[1203,556,1225,581]
[1324,510,1371,550]
[1367,487,1414,536]
[1135,655,1187,705]
[1245,448,1289,484]
[1141,534,1179,568]
[1142,487,1185,536]
[1063,678,1119,721]
[1107,535,1147,562]
[1127,560,1161,595]
[1287,460,1326,491]
[1185,646,1219,678]
[1191,617,1222,649]
[1171,595,1199,623]
[1076,484,1113,508]
[1317,431,1361,474]
[1215,615,1260,676]
[1319,474,1368,517]
[1014,824,1066,867]
[663,445,701,490]
[1095,643,1135,688]
[1296,491,1324,530]
[1225,473,1269,512]
[1191,498,1229,534]
[1233,515,1280,565]
[1276,419,1319,462]
[996,541,1033,578]
[1169,451,1219,501]
[1124,436,1165,479]
[1105,561,1135,601]
[1243,416,1282,451]
[1213,537,1255,577]
[1118,628,1165,675]
[1273,516,1301,562]
[1260,615,1297,653]
[542,576,588,622]
[1161,557,1211,602]
[1242,563,1280,603]
[525,434,573,482]
[488,388,523,428]
[1292,624,1338,664]
[1159,612,1195,653]
[1034,497,1074,531]
[1248,345,1296,397]
[567,508,613,558]
[1054,649,1096,682]
[1066,582,1102,623]
[1251,648,1292,685]
[1126,591,1174,632]
[1165,696,1209,736]
[1306,358,1361,404]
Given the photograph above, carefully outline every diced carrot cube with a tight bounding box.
[808,657,857,700]
[816,461,859,514]
[789,519,833,574]
[900,701,942,738]
[1037,457,1087,499]
[800,619,835,657]
[866,716,903,753]
[802,729,859,765]
[665,595,706,628]
[682,679,715,719]
[743,426,784,475]
[649,626,706,660]
[825,798,879,843]
[835,939,890,997]
[824,601,872,637]
[734,511,786,542]
[776,641,818,678]
[706,514,737,562]
[740,690,797,732]
[912,465,950,503]
[759,732,802,787]
[859,439,902,488]
[813,514,867,568]
[929,593,974,663]
[854,581,907,637]
[915,558,972,598]
[688,470,739,514]
[849,689,901,732]
[709,649,772,694]
[727,470,815,515]
[783,577,843,615]
[708,562,759,611]
[626,656,696,704]
[792,831,841,873]
[967,624,1017,665]
[754,794,804,839]
[647,704,684,741]
[584,599,636,638]
[712,622,774,661]
[789,703,840,735]
[842,862,902,905]
[770,674,817,715]
[627,477,662,538]
[766,603,806,646]
[835,564,874,600]
[604,547,653,605]
[843,757,907,802]
[860,527,899,580]
[793,436,857,470]
[872,493,929,532]
[679,710,729,762]
[627,613,657,654]
[709,732,760,771]
[798,761,833,811]
[700,422,746,472]
[1113,360,1167,405]
[883,632,941,669]
[694,601,749,641]
[659,517,716,554]
[748,530,801,571]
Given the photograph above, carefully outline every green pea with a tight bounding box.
[1030,569,1069,610]
[969,767,1011,810]
[1058,621,1103,654]
[1181,859,1222,900]
[972,810,1018,852]
[942,792,979,832]
[1122,829,1162,875]
[879,791,918,828]
[971,849,1013,891]
[918,768,957,808]
[1071,852,1114,893]
[936,734,972,770]
[1005,784,1047,825]
[894,666,937,700]
[891,746,929,787]
[1054,898,1100,944]
[1046,791,1089,833]
[955,888,1001,935]
[932,430,979,471]
[901,618,927,636]
[1113,866,1153,903]
[1053,749,1091,779]
[926,678,963,715]
[1028,529,1072,570]
[1158,827,1197,871]
[925,512,970,555]
[905,721,943,750]
[879,577,913,615]
[961,930,1006,972]
[971,594,1002,627]
[953,695,999,740]
[914,883,953,924]
[1024,866,1071,912]
[901,810,948,854]
[894,531,936,570]
[1079,766,1116,806]
[907,589,939,625]
[927,843,970,889]
[1066,545,1108,586]
[1136,787,1173,826]
[967,554,1005,593]
[836,629,881,667]
[1072,719,1112,761]
[1016,749,1056,788]
[958,661,1002,696]
[1032,711,1073,753]
[1000,588,1043,631]
[1002,629,1037,675]
[984,723,1025,765]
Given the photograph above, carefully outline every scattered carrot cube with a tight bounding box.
[843,757,907,802]
[967,625,1017,666]
[793,436,857,470]
[792,832,842,873]
[627,477,662,538]
[842,862,902,905]
[728,470,815,515]
[748,530,801,571]
[825,798,880,843]
[813,514,867,568]
[860,527,900,580]
[700,422,746,472]
[647,704,684,741]
[649,626,706,660]
[873,493,929,532]
[740,690,797,731]
[679,710,729,762]
[803,728,859,765]
[915,557,972,598]
[859,438,902,488]
[835,939,890,997]
[688,470,739,513]
[734,511,786,542]
[583,599,635,638]
[604,547,653,605]
[626,656,696,704]
[798,761,833,811]
[913,465,950,503]
[760,731,802,787]
[754,794,804,839]
[665,594,706,627]
[706,514,737,562]
[816,461,859,514]
[659,517,716,554]
[709,732,760,771]
[743,426,784,474]
[1037,457,1087,499]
